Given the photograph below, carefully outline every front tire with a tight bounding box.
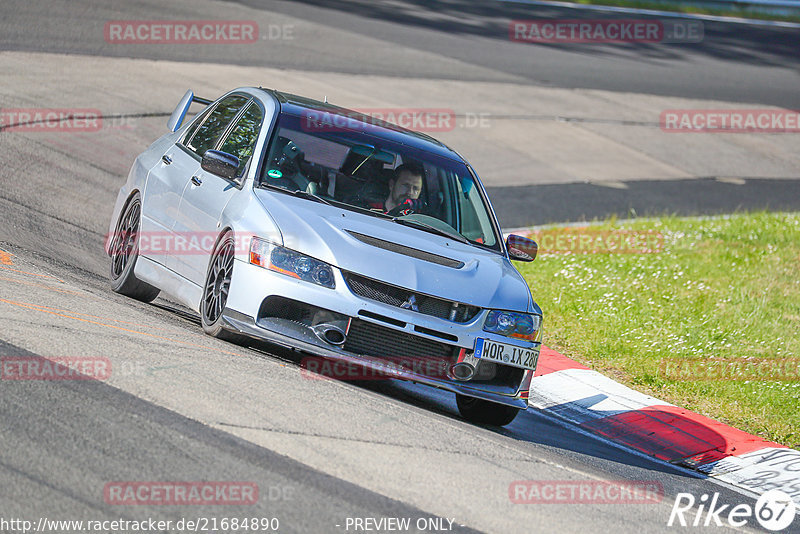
[456,394,522,426]
[200,232,247,343]
[109,193,160,302]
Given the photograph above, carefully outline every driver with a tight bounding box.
[369,164,427,216]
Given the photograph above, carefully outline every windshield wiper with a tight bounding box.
[392,218,470,244]
[263,184,332,206]
[289,189,333,206]
[339,203,394,219]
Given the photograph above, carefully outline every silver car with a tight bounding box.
[107,87,543,426]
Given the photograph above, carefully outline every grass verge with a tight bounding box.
[516,211,800,449]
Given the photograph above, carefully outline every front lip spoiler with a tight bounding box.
[221,309,530,410]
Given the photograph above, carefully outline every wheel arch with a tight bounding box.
[207,225,237,266]
[105,188,142,256]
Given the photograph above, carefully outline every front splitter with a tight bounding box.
[221,309,529,410]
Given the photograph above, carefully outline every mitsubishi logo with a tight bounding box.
[400,294,419,312]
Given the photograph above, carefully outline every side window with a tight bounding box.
[186,95,249,157]
[456,177,497,246]
[217,102,264,178]
[181,107,210,145]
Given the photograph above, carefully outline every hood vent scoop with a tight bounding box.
[346,231,464,269]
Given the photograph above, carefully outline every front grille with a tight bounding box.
[344,319,457,367]
[344,273,480,323]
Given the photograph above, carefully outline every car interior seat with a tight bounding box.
[348,179,390,207]
[335,152,386,202]
[267,137,329,194]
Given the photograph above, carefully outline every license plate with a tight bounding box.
[474,338,539,371]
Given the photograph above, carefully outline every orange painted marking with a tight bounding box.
[0,275,83,295]
[0,265,65,282]
[0,250,13,265]
[9,301,208,338]
[0,248,65,281]
[0,298,245,358]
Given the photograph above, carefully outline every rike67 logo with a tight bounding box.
[668,490,796,531]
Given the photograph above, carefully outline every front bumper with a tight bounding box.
[224,259,539,408]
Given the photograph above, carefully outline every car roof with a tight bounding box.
[256,88,466,163]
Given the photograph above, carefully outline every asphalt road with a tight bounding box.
[2,0,799,107]
[3,0,798,224]
[1,1,798,533]
[0,244,760,533]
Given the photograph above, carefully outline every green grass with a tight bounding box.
[561,0,800,23]
[516,212,800,449]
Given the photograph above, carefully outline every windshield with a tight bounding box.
[258,112,500,249]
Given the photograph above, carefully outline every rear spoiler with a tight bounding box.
[167,90,212,132]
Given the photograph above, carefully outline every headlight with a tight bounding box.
[250,237,335,289]
[483,310,541,341]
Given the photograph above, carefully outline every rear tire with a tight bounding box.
[456,394,522,426]
[109,193,160,303]
[200,232,248,344]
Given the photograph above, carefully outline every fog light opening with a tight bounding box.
[450,362,475,381]
[323,327,345,345]
[311,323,347,346]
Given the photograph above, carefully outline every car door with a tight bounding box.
[172,97,265,285]
[139,113,207,267]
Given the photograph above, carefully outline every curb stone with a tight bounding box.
[530,346,800,505]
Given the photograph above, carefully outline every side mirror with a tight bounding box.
[167,89,195,132]
[202,150,240,180]
[506,234,537,262]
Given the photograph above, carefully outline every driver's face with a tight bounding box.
[390,172,423,204]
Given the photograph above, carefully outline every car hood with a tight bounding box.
[253,189,533,312]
